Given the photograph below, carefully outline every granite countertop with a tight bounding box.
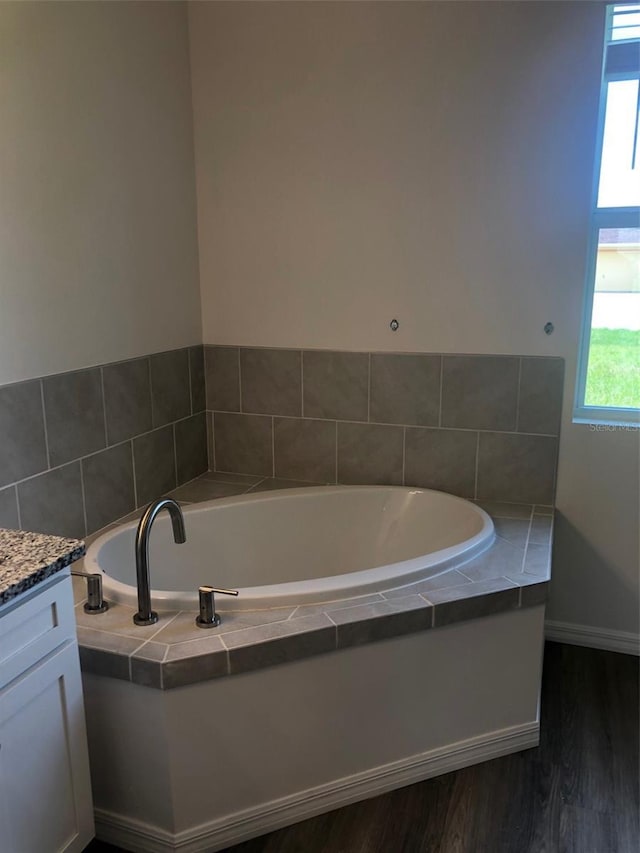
[73,492,553,691]
[0,528,85,606]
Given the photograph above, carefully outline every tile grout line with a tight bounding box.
[14,484,22,529]
[521,505,535,572]
[147,357,156,429]
[238,348,242,413]
[187,347,193,416]
[402,427,406,486]
[515,357,523,432]
[474,431,480,500]
[99,367,109,447]
[334,421,338,484]
[300,351,304,418]
[438,355,444,428]
[367,353,371,422]
[130,440,139,509]
[211,411,217,472]
[172,424,179,488]
[39,379,51,470]
[271,417,275,477]
[203,346,209,415]
[79,459,89,537]
[206,409,558,438]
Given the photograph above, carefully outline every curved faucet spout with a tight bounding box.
[134,497,186,626]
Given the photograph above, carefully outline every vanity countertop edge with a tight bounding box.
[0,527,85,607]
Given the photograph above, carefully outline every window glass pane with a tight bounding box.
[612,4,640,41]
[585,228,640,408]
[597,79,640,208]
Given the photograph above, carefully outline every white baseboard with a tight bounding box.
[545,620,640,656]
[95,720,539,853]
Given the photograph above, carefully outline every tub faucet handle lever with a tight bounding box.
[70,571,109,614]
[195,585,239,629]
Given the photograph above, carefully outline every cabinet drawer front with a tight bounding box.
[0,575,76,690]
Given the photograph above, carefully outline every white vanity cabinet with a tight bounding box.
[0,571,94,853]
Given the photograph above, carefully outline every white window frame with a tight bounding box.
[573,4,640,426]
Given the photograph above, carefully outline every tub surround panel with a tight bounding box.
[302,350,369,421]
[18,463,86,540]
[214,412,273,476]
[274,417,336,483]
[477,432,558,505]
[175,412,208,484]
[206,346,563,505]
[188,345,206,414]
[0,346,206,539]
[103,358,153,446]
[0,380,48,487]
[441,356,520,432]
[404,427,477,498]
[133,426,177,508]
[82,443,136,534]
[0,486,19,530]
[337,422,404,486]
[370,353,440,427]
[150,349,192,428]
[205,346,240,412]
[43,368,106,467]
[75,486,552,689]
[240,348,302,417]
[517,358,565,436]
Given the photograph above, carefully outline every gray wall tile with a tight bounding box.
[214,412,273,475]
[370,354,440,426]
[332,596,432,649]
[426,578,520,627]
[523,543,552,576]
[43,368,106,467]
[303,350,368,421]
[205,346,240,412]
[150,349,191,427]
[103,358,152,445]
[133,426,176,508]
[78,645,131,682]
[441,356,519,431]
[519,578,548,607]
[170,479,247,502]
[18,462,85,539]
[189,346,206,414]
[175,413,208,485]
[240,348,301,416]
[459,537,525,582]
[337,422,403,485]
[518,357,564,435]
[0,486,19,529]
[162,641,229,689]
[225,616,335,675]
[274,417,336,483]
[247,478,318,492]
[0,380,48,487]
[477,432,558,505]
[404,427,477,497]
[82,443,135,533]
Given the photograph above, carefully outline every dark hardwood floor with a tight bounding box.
[86,641,639,853]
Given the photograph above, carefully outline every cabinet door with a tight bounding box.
[0,642,94,853]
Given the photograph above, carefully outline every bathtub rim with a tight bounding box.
[85,485,495,612]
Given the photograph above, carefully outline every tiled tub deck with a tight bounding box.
[73,473,552,690]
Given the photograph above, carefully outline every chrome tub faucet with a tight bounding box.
[134,497,186,626]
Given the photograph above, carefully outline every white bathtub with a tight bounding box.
[86,486,494,611]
